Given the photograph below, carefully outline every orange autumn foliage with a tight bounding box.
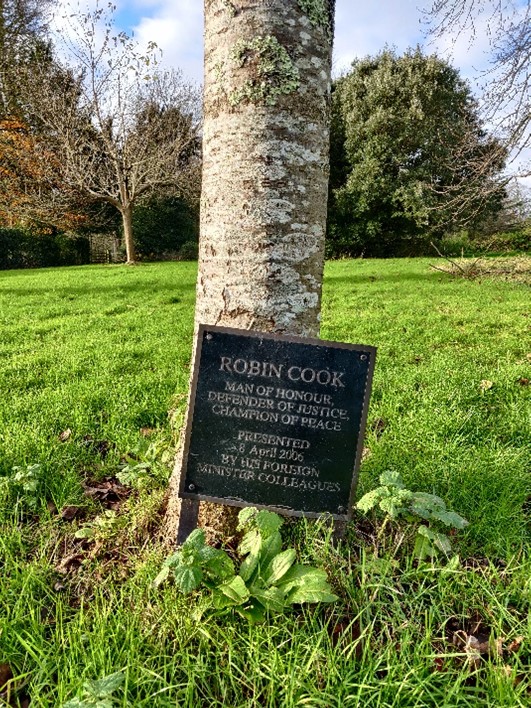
[0,117,86,231]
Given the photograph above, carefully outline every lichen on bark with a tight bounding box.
[229,35,300,107]
[163,0,335,547]
[297,0,333,36]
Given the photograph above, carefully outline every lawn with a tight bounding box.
[0,259,529,706]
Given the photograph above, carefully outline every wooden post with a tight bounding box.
[176,498,200,545]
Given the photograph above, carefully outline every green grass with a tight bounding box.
[1,259,529,706]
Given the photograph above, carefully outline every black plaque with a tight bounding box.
[179,326,376,520]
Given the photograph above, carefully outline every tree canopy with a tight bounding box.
[0,0,53,116]
[2,2,201,261]
[327,48,506,257]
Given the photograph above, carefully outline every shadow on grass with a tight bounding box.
[324,271,441,285]
[0,281,196,297]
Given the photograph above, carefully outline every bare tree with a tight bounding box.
[163,0,335,544]
[428,1,530,177]
[20,1,201,262]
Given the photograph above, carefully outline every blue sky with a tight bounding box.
[52,1,529,184]
[104,0,489,84]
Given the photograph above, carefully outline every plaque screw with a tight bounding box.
[360,354,367,361]
[206,333,213,340]
[188,483,196,491]
[338,506,346,514]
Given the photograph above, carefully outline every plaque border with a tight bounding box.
[178,325,376,521]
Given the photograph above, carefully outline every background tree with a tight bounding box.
[132,194,199,261]
[428,1,530,177]
[20,2,201,263]
[164,0,336,543]
[0,0,52,116]
[327,48,506,257]
[0,114,87,230]
[0,0,77,232]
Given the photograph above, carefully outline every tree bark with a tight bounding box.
[121,203,136,264]
[163,0,335,546]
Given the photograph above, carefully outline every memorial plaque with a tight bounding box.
[179,326,376,520]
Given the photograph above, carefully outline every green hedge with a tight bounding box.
[0,228,90,270]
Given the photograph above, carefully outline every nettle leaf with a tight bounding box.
[378,494,406,519]
[152,565,170,588]
[163,552,183,569]
[430,509,469,529]
[356,488,386,512]
[173,564,203,594]
[380,470,404,488]
[237,507,257,531]
[417,525,452,555]
[183,528,206,552]
[250,586,285,613]
[85,671,124,698]
[254,510,283,537]
[263,548,296,586]
[201,547,235,581]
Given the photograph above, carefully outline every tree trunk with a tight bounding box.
[121,203,136,264]
[163,0,335,546]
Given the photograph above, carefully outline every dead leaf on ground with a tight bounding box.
[46,500,58,515]
[506,636,524,654]
[0,663,29,707]
[329,618,363,655]
[60,505,82,521]
[446,616,525,672]
[0,663,13,692]
[371,417,387,438]
[55,551,85,575]
[81,435,114,458]
[82,478,130,508]
[59,428,72,442]
[140,427,156,437]
[517,377,529,386]
[433,656,445,672]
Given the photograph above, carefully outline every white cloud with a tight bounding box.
[49,0,528,183]
[131,0,203,83]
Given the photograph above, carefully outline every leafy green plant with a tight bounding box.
[116,461,151,489]
[74,510,124,541]
[155,507,338,621]
[0,463,44,510]
[62,671,124,707]
[356,470,469,559]
[116,438,173,490]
